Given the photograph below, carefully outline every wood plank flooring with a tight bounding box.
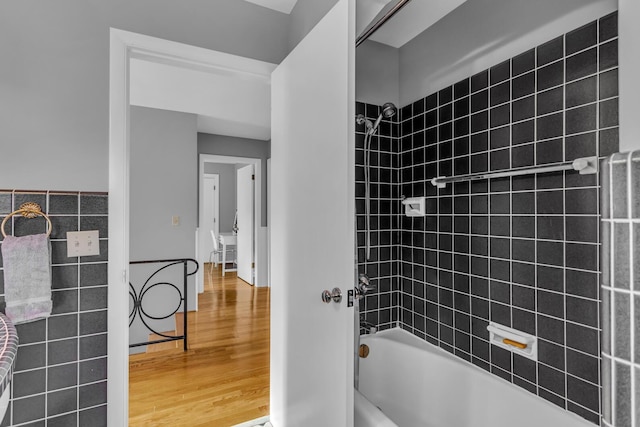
[129,264,270,426]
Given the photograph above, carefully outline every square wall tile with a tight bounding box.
[0,191,109,426]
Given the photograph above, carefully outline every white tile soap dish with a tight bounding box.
[487,322,537,361]
[402,197,426,216]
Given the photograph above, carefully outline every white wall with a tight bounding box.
[129,106,197,347]
[398,0,618,106]
[203,163,237,233]
[619,0,640,152]
[0,1,288,192]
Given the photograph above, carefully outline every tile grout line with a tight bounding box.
[562,32,569,412]
[608,153,616,426]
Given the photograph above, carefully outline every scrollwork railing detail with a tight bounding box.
[129,258,198,351]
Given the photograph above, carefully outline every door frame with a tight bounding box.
[198,154,263,287]
[108,28,275,426]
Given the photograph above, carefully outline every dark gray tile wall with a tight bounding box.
[355,102,400,333]
[395,12,618,425]
[0,191,108,426]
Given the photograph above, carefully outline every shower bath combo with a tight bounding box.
[354,102,396,391]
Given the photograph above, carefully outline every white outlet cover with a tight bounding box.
[66,230,100,257]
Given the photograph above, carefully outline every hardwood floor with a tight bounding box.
[129,264,270,426]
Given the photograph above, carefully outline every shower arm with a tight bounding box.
[356,0,412,47]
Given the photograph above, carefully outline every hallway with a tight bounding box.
[129,265,270,426]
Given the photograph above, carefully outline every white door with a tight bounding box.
[236,164,254,284]
[197,174,219,293]
[270,0,355,425]
[203,174,220,258]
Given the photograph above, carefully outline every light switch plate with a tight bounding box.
[67,230,100,257]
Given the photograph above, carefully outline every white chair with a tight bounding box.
[209,230,222,274]
[209,230,236,275]
[219,233,237,277]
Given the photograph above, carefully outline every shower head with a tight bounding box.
[369,102,397,135]
[381,102,397,119]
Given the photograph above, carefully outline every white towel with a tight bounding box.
[1,233,52,323]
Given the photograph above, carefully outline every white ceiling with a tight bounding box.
[246,0,468,48]
[365,0,468,48]
[243,0,299,14]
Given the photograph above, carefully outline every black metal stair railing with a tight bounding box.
[129,258,199,351]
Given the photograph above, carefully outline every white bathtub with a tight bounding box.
[355,328,593,427]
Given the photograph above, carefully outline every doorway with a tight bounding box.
[109,29,276,426]
[110,2,355,423]
[197,154,266,294]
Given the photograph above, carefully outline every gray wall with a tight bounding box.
[198,133,270,227]
[130,107,197,346]
[288,0,339,52]
[203,163,237,233]
[130,106,197,261]
[398,0,618,106]
[0,1,289,192]
[353,0,617,113]
[356,40,400,106]
[619,0,640,152]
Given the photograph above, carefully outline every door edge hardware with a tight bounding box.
[331,287,342,303]
[321,290,332,303]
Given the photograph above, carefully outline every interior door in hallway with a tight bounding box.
[202,174,220,266]
[236,164,255,284]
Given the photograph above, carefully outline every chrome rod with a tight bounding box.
[430,156,597,188]
[356,0,412,47]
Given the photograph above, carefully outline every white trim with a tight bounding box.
[119,28,276,79]
[109,29,274,426]
[108,28,131,427]
[231,415,270,427]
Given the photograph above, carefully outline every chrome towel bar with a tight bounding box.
[430,156,597,188]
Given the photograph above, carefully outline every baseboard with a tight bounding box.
[231,415,270,427]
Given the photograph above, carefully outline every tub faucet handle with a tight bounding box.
[357,274,376,296]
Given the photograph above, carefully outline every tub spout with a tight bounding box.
[360,318,377,334]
